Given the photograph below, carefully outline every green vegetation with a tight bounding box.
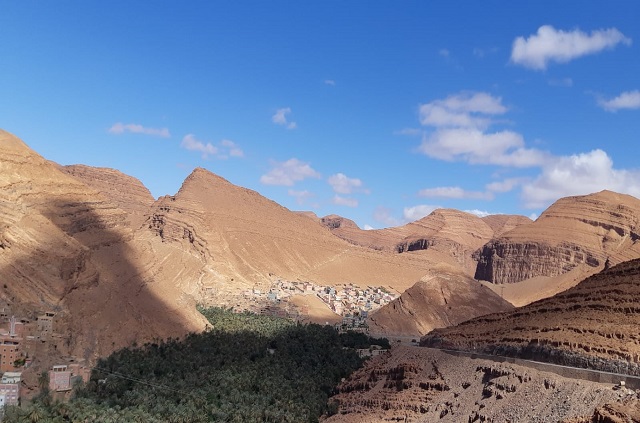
[5,307,388,423]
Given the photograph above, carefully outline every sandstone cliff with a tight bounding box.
[422,258,640,375]
[62,164,155,229]
[322,209,518,275]
[368,265,513,336]
[475,191,640,284]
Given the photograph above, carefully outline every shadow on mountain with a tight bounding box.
[1,194,202,365]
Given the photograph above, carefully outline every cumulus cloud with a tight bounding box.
[221,139,244,157]
[419,92,507,129]
[272,107,297,129]
[363,224,375,230]
[109,122,170,138]
[418,186,493,200]
[403,205,440,222]
[260,158,321,186]
[521,149,640,208]
[181,135,244,159]
[181,134,218,158]
[598,90,640,112]
[418,92,548,167]
[486,177,526,193]
[511,25,631,70]
[328,173,365,194]
[332,195,358,208]
[420,128,548,167]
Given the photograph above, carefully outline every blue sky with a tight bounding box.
[2,1,640,229]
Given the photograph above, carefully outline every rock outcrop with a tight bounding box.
[422,258,640,375]
[62,164,155,229]
[325,346,624,423]
[368,264,513,336]
[322,209,518,275]
[475,191,640,284]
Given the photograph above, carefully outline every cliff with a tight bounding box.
[475,191,640,284]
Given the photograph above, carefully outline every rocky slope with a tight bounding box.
[0,129,206,361]
[145,168,442,295]
[325,346,627,423]
[368,264,513,337]
[322,209,519,275]
[422,258,640,375]
[475,191,640,284]
[62,164,155,229]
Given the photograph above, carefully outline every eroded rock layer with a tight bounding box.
[423,259,640,375]
[62,164,155,229]
[475,191,640,284]
[326,346,624,423]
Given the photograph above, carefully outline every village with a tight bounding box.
[238,279,399,332]
[0,302,90,417]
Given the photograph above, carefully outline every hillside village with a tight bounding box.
[0,302,90,414]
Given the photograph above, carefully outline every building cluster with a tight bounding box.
[239,280,398,330]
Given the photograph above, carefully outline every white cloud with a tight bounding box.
[221,139,244,157]
[324,79,336,86]
[288,189,313,205]
[181,135,244,159]
[403,205,440,222]
[420,128,548,167]
[419,92,507,130]
[511,25,631,70]
[521,149,640,208]
[598,90,640,112]
[260,158,321,186]
[109,122,170,138]
[363,224,375,230]
[418,186,493,200]
[272,107,297,129]
[464,209,496,218]
[332,195,358,208]
[328,173,364,194]
[439,48,450,57]
[181,134,218,158]
[486,177,526,193]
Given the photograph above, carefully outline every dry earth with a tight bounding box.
[368,264,513,337]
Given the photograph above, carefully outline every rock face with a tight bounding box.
[475,191,640,284]
[62,164,155,229]
[0,129,206,362]
[368,265,513,336]
[325,346,624,423]
[145,168,439,293]
[422,258,640,375]
[322,209,517,275]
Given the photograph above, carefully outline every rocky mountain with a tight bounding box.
[325,346,628,423]
[422,258,640,375]
[0,129,206,362]
[61,164,155,229]
[475,191,640,284]
[368,264,513,337]
[322,209,524,275]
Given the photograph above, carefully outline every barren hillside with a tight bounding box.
[475,191,640,284]
[422,258,640,375]
[368,264,513,337]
